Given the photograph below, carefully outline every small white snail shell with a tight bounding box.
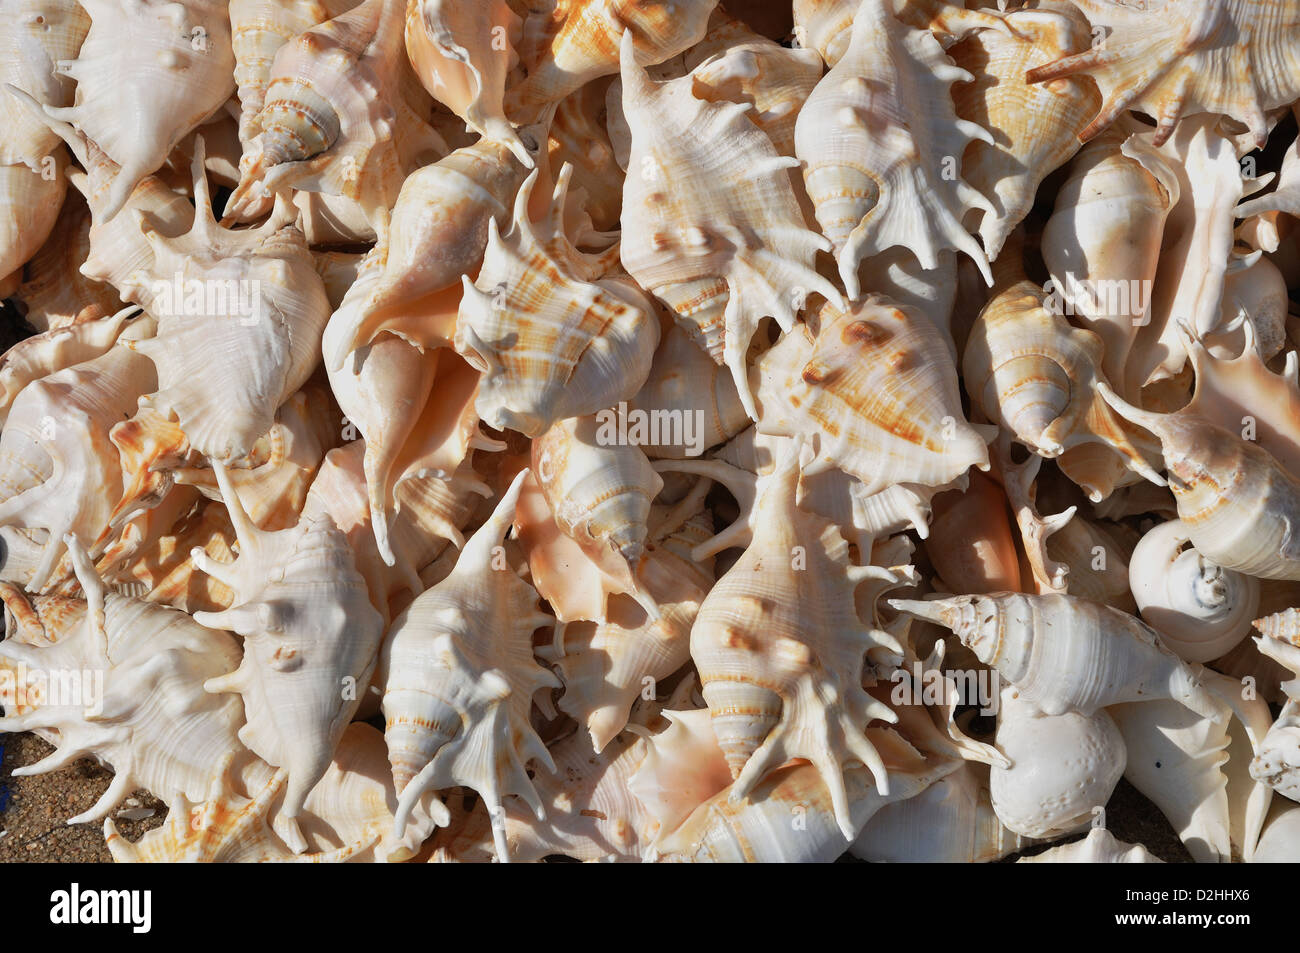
[1129,519,1260,663]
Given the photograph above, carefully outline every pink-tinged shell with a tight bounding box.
[45,0,235,221]
[504,0,719,122]
[323,135,531,368]
[378,472,560,862]
[1040,122,1180,396]
[457,166,659,436]
[924,469,1021,594]
[1026,0,1300,149]
[950,6,1101,260]
[0,537,245,826]
[123,146,332,462]
[754,295,990,496]
[890,591,1223,721]
[618,27,841,418]
[0,0,89,168]
[225,0,445,227]
[405,0,528,165]
[1100,383,1300,581]
[0,152,66,287]
[547,78,624,232]
[793,0,994,300]
[690,441,910,839]
[190,463,384,848]
[653,728,951,861]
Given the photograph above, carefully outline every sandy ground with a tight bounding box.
[0,728,1191,863]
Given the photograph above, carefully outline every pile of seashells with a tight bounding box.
[1,0,1299,863]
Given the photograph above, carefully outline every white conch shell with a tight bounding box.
[190,462,384,848]
[378,471,559,862]
[0,311,157,591]
[753,295,991,496]
[989,686,1126,838]
[1130,519,1259,663]
[0,150,66,289]
[1026,0,1300,149]
[0,0,88,169]
[890,592,1222,721]
[123,144,332,461]
[690,440,910,839]
[1100,382,1300,581]
[226,0,445,227]
[0,536,245,825]
[794,0,994,299]
[46,0,235,220]
[457,165,659,436]
[850,761,1032,863]
[1018,827,1161,864]
[618,28,841,418]
[405,0,527,165]
[1110,668,1274,863]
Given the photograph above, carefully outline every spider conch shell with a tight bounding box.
[122,149,331,462]
[1026,0,1300,148]
[532,414,664,599]
[950,5,1101,260]
[626,313,750,460]
[794,0,1007,67]
[890,592,1222,721]
[683,10,823,160]
[1045,512,1134,610]
[1130,519,1259,664]
[851,761,1032,863]
[546,509,714,751]
[547,78,624,233]
[1204,254,1289,363]
[229,0,360,149]
[0,311,157,591]
[1100,383,1300,581]
[0,306,131,426]
[1040,123,1180,395]
[0,0,88,169]
[405,0,529,166]
[323,134,531,367]
[793,0,994,300]
[46,0,235,221]
[11,191,124,333]
[690,440,910,839]
[988,686,1126,838]
[618,28,841,418]
[458,165,659,436]
[378,471,560,863]
[226,0,445,227]
[190,462,384,850]
[1110,667,1274,863]
[0,536,245,825]
[962,269,1165,501]
[753,295,991,496]
[1018,827,1162,864]
[653,728,951,862]
[504,0,719,122]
